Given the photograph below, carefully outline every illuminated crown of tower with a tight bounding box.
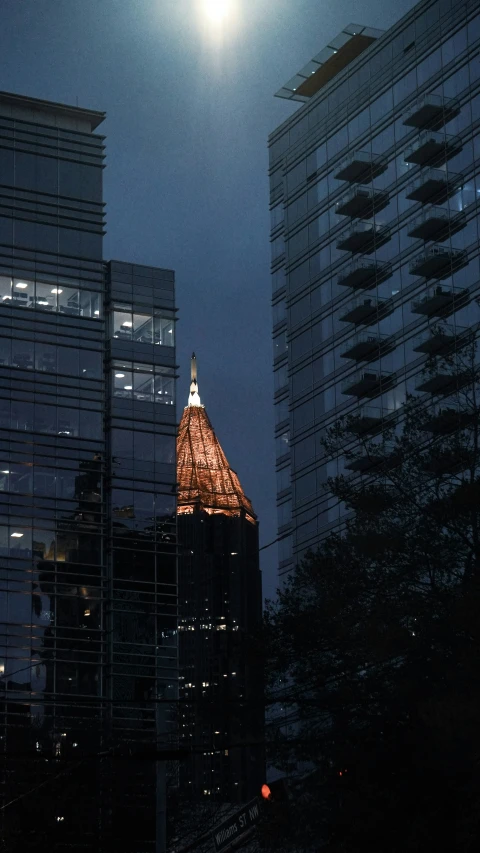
[177,354,256,523]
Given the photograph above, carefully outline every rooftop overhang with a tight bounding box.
[275,24,384,103]
[0,90,106,132]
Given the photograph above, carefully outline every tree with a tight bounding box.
[263,333,480,851]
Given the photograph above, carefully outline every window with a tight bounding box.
[287,160,306,192]
[272,267,286,293]
[112,362,175,405]
[271,234,284,261]
[276,431,290,459]
[79,290,101,318]
[112,429,134,458]
[155,434,175,464]
[274,330,288,359]
[133,312,153,343]
[12,338,34,370]
[295,471,316,501]
[272,299,286,326]
[59,346,80,376]
[112,305,174,346]
[0,276,11,303]
[279,534,292,562]
[113,306,133,339]
[11,277,31,306]
[56,470,77,500]
[270,203,283,229]
[0,275,101,318]
[113,366,133,397]
[274,363,288,392]
[134,365,154,400]
[33,468,56,497]
[277,466,291,492]
[9,526,32,555]
[112,429,175,464]
[278,500,292,527]
[154,314,174,346]
[134,431,154,462]
[2,464,33,494]
[57,408,79,437]
[275,398,289,425]
[5,403,92,439]
[80,349,102,378]
[79,410,102,439]
[11,401,34,431]
[58,286,80,316]
[34,280,56,311]
[155,370,174,403]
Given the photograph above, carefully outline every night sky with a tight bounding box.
[0,0,418,600]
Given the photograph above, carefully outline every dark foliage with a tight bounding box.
[263,342,480,851]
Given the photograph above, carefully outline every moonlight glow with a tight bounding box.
[202,0,231,24]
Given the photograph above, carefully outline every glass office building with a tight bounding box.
[269,0,480,578]
[0,92,177,853]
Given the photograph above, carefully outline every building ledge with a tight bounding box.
[275,24,384,102]
[0,90,105,133]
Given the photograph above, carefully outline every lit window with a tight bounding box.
[112,307,174,346]
[112,362,175,405]
[0,276,101,318]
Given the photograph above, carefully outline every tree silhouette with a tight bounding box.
[264,333,480,851]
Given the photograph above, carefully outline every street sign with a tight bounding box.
[213,798,261,852]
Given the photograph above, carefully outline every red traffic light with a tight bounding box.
[261,779,289,802]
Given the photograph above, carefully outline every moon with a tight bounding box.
[202,0,231,24]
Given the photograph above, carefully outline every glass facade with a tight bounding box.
[0,93,177,853]
[269,0,480,577]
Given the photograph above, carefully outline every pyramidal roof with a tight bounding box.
[177,355,256,524]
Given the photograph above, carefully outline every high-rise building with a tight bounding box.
[0,91,177,853]
[177,355,263,804]
[269,0,480,578]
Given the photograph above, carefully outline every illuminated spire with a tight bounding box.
[188,351,202,407]
[178,356,256,524]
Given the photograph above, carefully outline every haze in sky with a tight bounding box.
[0,0,418,599]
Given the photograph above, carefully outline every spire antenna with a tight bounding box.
[188,352,201,407]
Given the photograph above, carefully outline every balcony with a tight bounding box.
[404,132,462,167]
[405,168,462,204]
[419,401,473,434]
[349,482,396,512]
[403,94,461,130]
[346,404,384,434]
[335,185,389,218]
[413,323,468,355]
[409,246,468,279]
[407,207,466,241]
[342,369,394,398]
[411,286,469,317]
[415,367,470,394]
[345,440,398,473]
[339,295,394,325]
[334,150,388,183]
[423,447,474,475]
[338,259,392,290]
[337,221,391,254]
[344,449,383,473]
[341,332,391,361]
